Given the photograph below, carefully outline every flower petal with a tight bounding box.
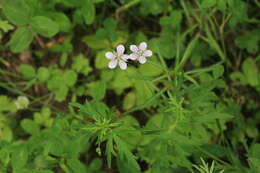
[105,52,115,59]
[108,60,118,69]
[138,56,147,64]
[129,53,138,60]
[139,42,147,50]
[116,45,125,55]
[121,54,129,61]
[143,50,153,57]
[130,45,138,52]
[119,60,127,70]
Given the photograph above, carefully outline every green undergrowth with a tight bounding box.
[0,0,260,173]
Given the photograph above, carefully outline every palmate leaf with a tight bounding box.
[90,81,106,101]
[105,135,116,168]
[113,135,141,173]
[66,158,87,173]
[70,101,105,121]
[0,95,15,113]
[242,58,259,87]
[235,30,260,54]
[11,145,28,171]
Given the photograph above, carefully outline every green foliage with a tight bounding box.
[2,0,31,26]
[193,158,224,173]
[0,0,259,172]
[235,30,260,54]
[18,64,35,79]
[72,54,92,75]
[230,58,259,87]
[31,16,59,38]
[8,27,33,52]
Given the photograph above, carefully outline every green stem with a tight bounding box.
[116,0,141,19]
[0,68,21,78]
[196,146,230,166]
[180,0,193,27]
[123,87,167,115]
[175,34,199,73]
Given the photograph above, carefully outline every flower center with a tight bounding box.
[137,50,144,56]
[116,53,122,60]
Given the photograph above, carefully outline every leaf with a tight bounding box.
[114,135,141,173]
[60,53,68,67]
[11,145,28,170]
[55,85,69,102]
[81,0,95,25]
[18,64,36,79]
[82,35,110,49]
[249,143,260,171]
[140,0,166,15]
[123,92,136,110]
[105,135,115,168]
[138,59,163,77]
[72,54,92,75]
[150,37,176,59]
[235,29,260,54]
[95,50,110,69]
[212,64,224,79]
[66,158,87,173]
[191,41,214,66]
[37,67,50,82]
[115,117,141,150]
[51,12,71,33]
[242,58,259,87]
[230,72,247,85]
[2,0,31,26]
[21,119,40,135]
[9,27,33,52]
[63,70,77,87]
[34,107,52,127]
[0,95,15,113]
[217,0,228,11]
[228,1,248,28]
[0,20,14,32]
[31,16,59,37]
[160,10,182,31]
[111,68,135,94]
[0,118,13,142]
[103,18,117,41]
[135,80,155,105]
[90,81,106,101]
[47,72,63,90]
[89,158,103,171]
[38,170,54,173]
[201,0,217,8]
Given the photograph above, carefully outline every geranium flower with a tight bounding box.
[129,42,153,64]
[105,45,129,70]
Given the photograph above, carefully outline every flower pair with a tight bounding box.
[105,42,153,70]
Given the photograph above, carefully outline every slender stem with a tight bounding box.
[115,0,141,19]
[123,87,167,115]
[180,0,193,27]
[175,34,199,73]
[196,146,230,166]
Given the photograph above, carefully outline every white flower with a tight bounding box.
[15,96,29,110]
[129,42,153,64]
[105,45,129,70]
